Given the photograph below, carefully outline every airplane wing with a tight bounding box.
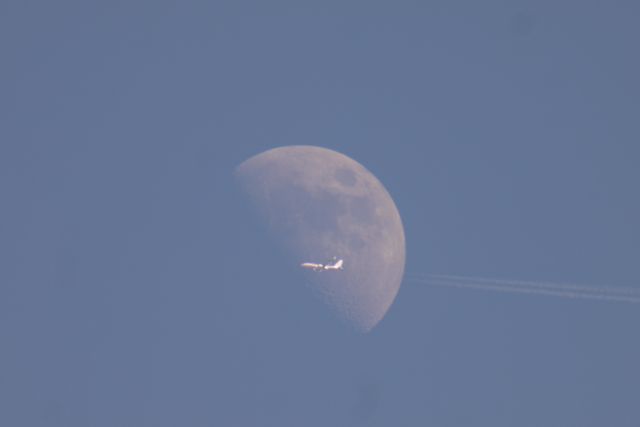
[323,258,344,270]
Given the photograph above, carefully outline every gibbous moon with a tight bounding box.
[235,146,405,332]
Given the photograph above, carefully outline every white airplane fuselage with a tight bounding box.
[300,258,344,272]
[301,262,324,271]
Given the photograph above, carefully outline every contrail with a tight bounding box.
[428,274,640,297]
[405,274,640,304]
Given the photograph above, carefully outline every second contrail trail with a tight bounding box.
[405,274,640,304]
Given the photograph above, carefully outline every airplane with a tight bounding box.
[300,257,344,272]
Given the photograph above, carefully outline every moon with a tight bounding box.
[235,146,405,332]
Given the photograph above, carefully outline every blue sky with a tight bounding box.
[2,1,639,425]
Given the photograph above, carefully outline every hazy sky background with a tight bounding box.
[2,1,639,426]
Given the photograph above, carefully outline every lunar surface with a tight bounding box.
[235,146,405,332]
